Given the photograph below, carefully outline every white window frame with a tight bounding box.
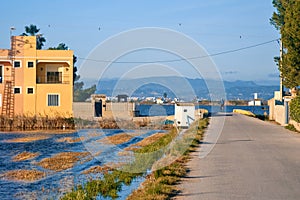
[0,65,3,84]
[13,60,22,68]
[14,86,22,94]
[26,87,35,94]
[27,60,35,68]
[47,93,60,107]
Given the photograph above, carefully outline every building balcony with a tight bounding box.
[36,74,71,84]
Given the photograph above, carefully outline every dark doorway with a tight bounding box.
[117,94,128,102]
[95,100,102,117]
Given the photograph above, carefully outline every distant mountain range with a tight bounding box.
[91,76,279,101]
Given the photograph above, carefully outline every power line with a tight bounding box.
[77,38,279,64]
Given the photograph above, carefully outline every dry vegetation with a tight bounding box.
[125,132,166,151]
[82,166,113,174]
[118,151,132,156]
[95,118,172,130]
[97,133,133,145]
[13,152,39,162]
[37,152,90,172]
[87,131,103,138]
[98,119,137,129]
[4,135,50,143]
[2,169,46,182]
[127,130,148,137]
[56,137,83,143]
[135,132,166,147]
[0,115,74,131]
[104,162,127,169]
[91,151,102,157]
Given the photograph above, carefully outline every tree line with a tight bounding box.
[271,0,300,90]
[271,0,300,124]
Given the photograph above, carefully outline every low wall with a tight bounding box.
[73,102,136,120]
[268,98,275,120]
[274,105,286,125]
[103,102,135,120]
[268,98,288,126]
[73,102,94,120]
[268,97,300,130]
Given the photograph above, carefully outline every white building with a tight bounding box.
[248,100,262,106]
[174,103,195,129]
[248,93,262,106]
[156,98,164,104]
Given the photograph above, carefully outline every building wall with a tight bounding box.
[34,84,73,117]
[0,36,73,117]
[73,102,94,120]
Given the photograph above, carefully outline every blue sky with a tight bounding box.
[0,0,280,85]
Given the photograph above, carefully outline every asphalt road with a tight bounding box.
[174,114,300,200]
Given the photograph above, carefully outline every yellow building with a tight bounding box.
[0,36,73,118]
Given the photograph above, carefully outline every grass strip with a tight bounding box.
[60,118,208,200]
[127,118,208,200]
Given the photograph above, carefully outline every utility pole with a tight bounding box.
[10,27,16,38]
[280,39,284,102]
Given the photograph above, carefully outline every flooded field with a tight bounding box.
[0,129,165,200]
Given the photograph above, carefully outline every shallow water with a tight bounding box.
[138,104,269,116]
[0,129,163,200]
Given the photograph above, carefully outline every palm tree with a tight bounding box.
[21,24,46,49]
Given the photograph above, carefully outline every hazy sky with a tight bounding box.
[0,0,280,85]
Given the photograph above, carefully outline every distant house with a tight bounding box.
[0,36,73,117]
[156,98,163,104]
[248,93,262,106]
[248,100,262,106]
[117,94,128,102]
[174,103,195,129]
[145,97,155,102]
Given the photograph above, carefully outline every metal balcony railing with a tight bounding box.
[36,74,70,84]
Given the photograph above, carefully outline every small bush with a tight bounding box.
[290,96,300,123]
[285,124,298,132]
